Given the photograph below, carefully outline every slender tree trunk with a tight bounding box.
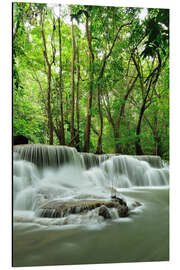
[132,52,162,155]
[95,83,104,154]
[152,116,162,156]
[135,77,155,155]
[155,140,160,156]
[84,57,94,152]
[114,75,139,153]
[83,14,94,152]
[154,134,161,156]
[46,65,53,145]
[103,73,138,153]
[40,11,54,145]
[75,43,80,151]
[113,128,122,153]
[58,9,65,145]
[153,115,162,156]
[70,19,75,146]
[135,104,145,155]
[95,61,106,154]
[144,114,162,157]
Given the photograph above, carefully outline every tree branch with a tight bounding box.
[99,21,133,81]
[102,94,115,129]
[116,73,138,128]
[40,11,50,67]
[105,21,133,60]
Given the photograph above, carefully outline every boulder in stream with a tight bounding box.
[98,205,111,219]
[36,197,130,219]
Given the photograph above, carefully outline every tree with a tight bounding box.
[131,8,169,155]
[13,4,169,160]
[95,16,133,153]
[75,42,81,151]
[57,4,65,145]
[82,7,95,152]
[69,14,76,146]
[40,6,55,145]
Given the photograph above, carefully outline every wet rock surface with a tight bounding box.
[98,206,111,219]
[36,196,140,219]
[117,204,129,217]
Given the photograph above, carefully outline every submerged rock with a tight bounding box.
[130,201,142,211]
[132,201,142,207]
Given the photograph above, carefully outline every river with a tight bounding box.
[13,145,169,267]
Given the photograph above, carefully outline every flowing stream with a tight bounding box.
[13,145,169,267]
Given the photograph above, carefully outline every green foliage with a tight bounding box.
[141,9,169,58]
[13,4,169,159]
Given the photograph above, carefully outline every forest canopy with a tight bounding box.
[13,3,169,160]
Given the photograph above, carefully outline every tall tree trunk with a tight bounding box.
[95,84,104,154]
[153,114,162,156]
[115,75,138,152]
[95,61,106,154]
[145,114,162,156]
[132,51,162,155]
[58,7,65,145]
[135,104,145,155]
[70,19,75,146]
[75,43,80,151]
[113,128,122,153]
[83,14,94,152]
[103,73,138,153]
[135,77,156,155]
[47,65,53,145]
[84,57,94,152]
[40,11,54,145]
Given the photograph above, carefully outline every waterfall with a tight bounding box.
[100,155,168,187]
[13,144,163,169]
[13,144,82,168]
[13,144,169,214]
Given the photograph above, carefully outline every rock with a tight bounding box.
[132,201,142,207]
[98,205,111,219]
[38,208,61,218]
[37,197,133,219]
[117,205,129,217]
[13,135,28,145]
[130,201,142,211]
[111,195,127,207]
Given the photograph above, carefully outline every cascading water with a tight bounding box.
[13,144,82,168]
[100,155,168,188]
[13,145,169,216]
[13,145,169,266]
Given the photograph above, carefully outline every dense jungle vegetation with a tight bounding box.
[13,3,169,160]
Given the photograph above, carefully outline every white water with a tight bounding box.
[13,147,169,227]
[13,146,169,266]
